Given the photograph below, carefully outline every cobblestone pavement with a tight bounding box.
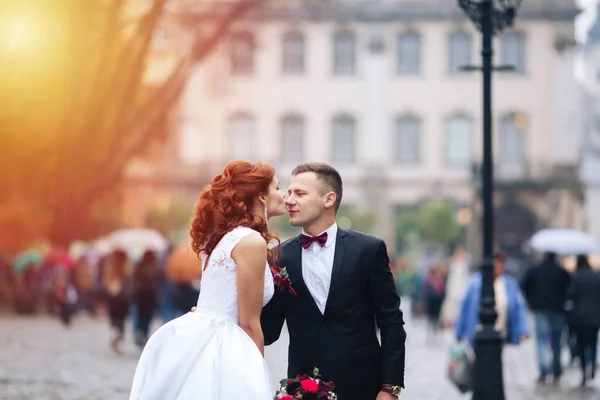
[0,313,597,400]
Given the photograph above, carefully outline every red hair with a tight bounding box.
[190,160,280,265]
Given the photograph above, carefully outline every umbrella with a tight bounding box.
[90,238,112,257]
[165,242,203,284]
[105,228,169,260]
[529,229,600,255]
[12,249,43,274]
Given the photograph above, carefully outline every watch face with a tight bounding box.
[392,386,401,395]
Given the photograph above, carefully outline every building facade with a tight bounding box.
[126,0,583,257]
[581,1,600,242]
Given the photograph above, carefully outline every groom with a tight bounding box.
[261,162,406,400]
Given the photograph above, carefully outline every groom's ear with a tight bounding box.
[323,191,336,209]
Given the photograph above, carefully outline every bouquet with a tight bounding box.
[274,367,337,400]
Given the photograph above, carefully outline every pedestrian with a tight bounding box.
[74,256,96,316]
[521,252,570,383]
[422,264,446,339]
[132,250,159,348]
[441,246,471,329]
[102,249,132,353]
[567,255,600,386]
[456,250,530,346]
[53,271,77,326]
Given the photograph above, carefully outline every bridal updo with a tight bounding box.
[190,160,279,262]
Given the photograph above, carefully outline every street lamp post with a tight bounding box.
[457,1,522,400]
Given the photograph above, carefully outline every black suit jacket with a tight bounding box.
[261,229,406,400]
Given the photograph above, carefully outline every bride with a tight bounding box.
[129,160,286,399]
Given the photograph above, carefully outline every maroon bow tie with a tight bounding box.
[300,232,328,249]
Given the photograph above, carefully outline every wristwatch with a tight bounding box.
[381,384,402,397]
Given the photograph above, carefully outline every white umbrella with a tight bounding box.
[90,237,113,257]
[529,229,600,255]
[105,228,169,260]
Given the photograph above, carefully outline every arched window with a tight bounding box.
[228,113,255,159]
[282,31,305,74]
[445,115,473,168]
[331,114,356,163]
[394,115,421,165]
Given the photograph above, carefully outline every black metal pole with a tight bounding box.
[472,1,505,399]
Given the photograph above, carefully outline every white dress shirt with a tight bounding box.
[301,223,338,315]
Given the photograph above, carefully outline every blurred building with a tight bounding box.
[581,0,600,242]
[126,0,584,257]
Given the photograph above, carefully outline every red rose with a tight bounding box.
[301,379,319,393]
[272,266,282,273]
[278,396,294,400]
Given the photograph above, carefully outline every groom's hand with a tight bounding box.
[377,390,400,399]
[190,307,197,312]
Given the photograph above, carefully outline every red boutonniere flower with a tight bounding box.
[270,265,298,296]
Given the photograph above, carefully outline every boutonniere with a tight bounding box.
[270,265,298,296]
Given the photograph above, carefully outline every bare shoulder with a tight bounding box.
[231,231,267,266]
[235,231,267,253]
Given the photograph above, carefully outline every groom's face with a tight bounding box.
[286,172,328,228]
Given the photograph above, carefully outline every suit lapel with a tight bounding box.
[286,235,321,315]
[324,229,347,316]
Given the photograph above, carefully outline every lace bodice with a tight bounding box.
[195,227,274,323]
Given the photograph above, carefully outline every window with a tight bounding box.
[282,31,305,74]
[445,116,473,167]
[499,114,527,178]
[394,115,421,165]
[333,31,356,75]
[331,115,356,162]
[397,32,421,75]
[228,113,255,159]
[500,32,525,73]
[281,115,304,162]
[230,32,254,75]
[449,31,472,73]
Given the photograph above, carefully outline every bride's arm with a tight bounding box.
[232,233,268,357]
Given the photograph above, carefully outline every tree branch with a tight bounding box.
[107,0,170,133]
[85,0,169,140]
[83,60,190,201]
[190,0,265,62]
[88,0,266,192]
[81,0,126,119]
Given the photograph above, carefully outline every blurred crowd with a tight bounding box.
[391,247,600,388]
[2,235,600,389]
[0,243,200,353]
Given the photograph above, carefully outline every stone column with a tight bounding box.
[361,25,394,243]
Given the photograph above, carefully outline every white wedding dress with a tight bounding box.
[129,227,274,400]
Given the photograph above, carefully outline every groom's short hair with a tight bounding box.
[292,162,343,212]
